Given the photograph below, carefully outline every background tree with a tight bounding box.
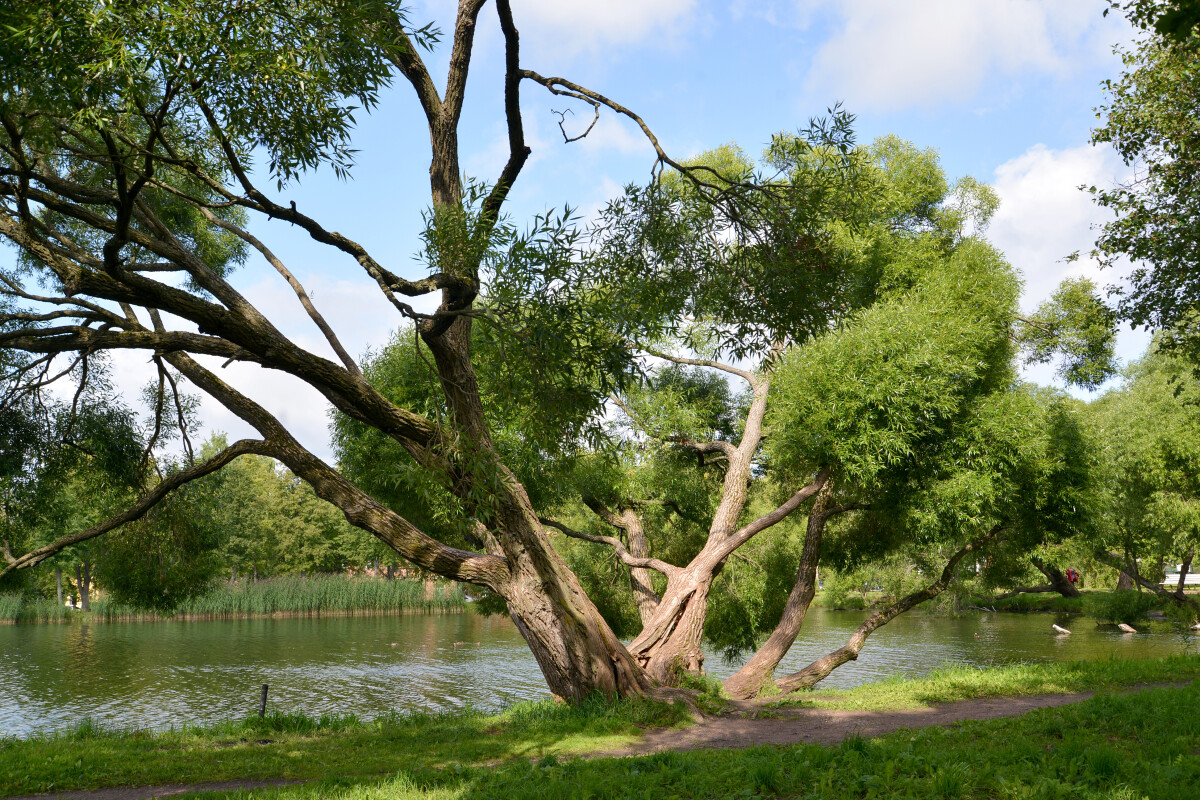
[1086,345,1200,617]
[1091,0,1200,359]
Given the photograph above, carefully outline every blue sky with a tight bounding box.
[100,0,1149,459]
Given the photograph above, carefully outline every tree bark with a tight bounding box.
[627,468,829,682]
[1178,547,1194,595]
[79,558,91,612]
[1031,557,1080,598]
[775,526,1003,694]
[723,482,834,700]
[56,567,63,607]
[623,510,660,625]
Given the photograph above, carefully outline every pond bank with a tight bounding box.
[4,655,1198,800]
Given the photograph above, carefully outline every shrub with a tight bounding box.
[1083,590,1159,624]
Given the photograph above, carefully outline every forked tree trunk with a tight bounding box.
[775,526,1002,694]
[724,483,833,699]
[627,471,830,683]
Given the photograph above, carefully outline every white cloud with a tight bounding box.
[989,142,1126,310]
[507,0,698,55]
[800,0,1128,112]
[988,141,1151,390]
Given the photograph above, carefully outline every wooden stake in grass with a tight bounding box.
[259,684,269,719]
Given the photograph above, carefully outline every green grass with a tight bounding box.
[0,695,690,796]
[3,655,1199,799]
[768,653,1200,711]
[1,576,465,624]
[984,592,1085,614]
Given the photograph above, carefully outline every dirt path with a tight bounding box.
[603,690,1098,756]
[8,684,1183,800]
[6,780,302,800]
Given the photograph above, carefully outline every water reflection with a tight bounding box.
[1,608,1194,738]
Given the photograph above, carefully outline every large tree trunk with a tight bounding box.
[775,527,1002,694]
[56,567,63,607]
[483,481,655,700]
[724,483,833,700]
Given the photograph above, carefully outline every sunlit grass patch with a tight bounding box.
[769,653,1200,711]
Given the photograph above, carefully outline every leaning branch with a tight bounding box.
[776,525,1006,693]
[1,440,271,576]
[712,467,832,563]
[1094,550,1200,612]
[638,344,758,385]
[541,517,679,577]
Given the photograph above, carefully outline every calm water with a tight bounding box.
[1,609,1195,738]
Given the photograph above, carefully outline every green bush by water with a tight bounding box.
[984,592,1084,614]
[1082,589,1161,624]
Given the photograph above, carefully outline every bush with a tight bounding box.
[1083,590,1159,624]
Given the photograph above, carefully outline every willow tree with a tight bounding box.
[0,0,736,700]
[1086,347,1200,616]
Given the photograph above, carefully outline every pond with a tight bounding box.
[2,608,1195,738]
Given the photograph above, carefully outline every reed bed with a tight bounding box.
[0,593,72,624]
[2,575,465,624]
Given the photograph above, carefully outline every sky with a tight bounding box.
[97,0,1149,461]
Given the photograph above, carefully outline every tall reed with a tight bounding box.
[0,594,72,623]
[94,574,465,621]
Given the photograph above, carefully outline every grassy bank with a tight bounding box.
[0,575,465,624]
[3,655,1198,799]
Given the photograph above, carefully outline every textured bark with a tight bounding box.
[79,558,91,612]
[1178,547,1194,594]
[1032,558,1081,598]
[724,482,834,700]
[624,511,660,625]
[579,500,662,625]
[776,526,1003,694]
[628,466,830,683]
[56,567,63,607]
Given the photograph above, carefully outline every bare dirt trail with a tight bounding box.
[8,683,1188,800]
[604,690,1098,756]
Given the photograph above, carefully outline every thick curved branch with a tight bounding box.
[1,439,271,576]
[479,0,532,225]
[541,517,679,577]
[197,208,361,375]
[0,325,260,363]
[711,466,832,563]
[162,351,508,589]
